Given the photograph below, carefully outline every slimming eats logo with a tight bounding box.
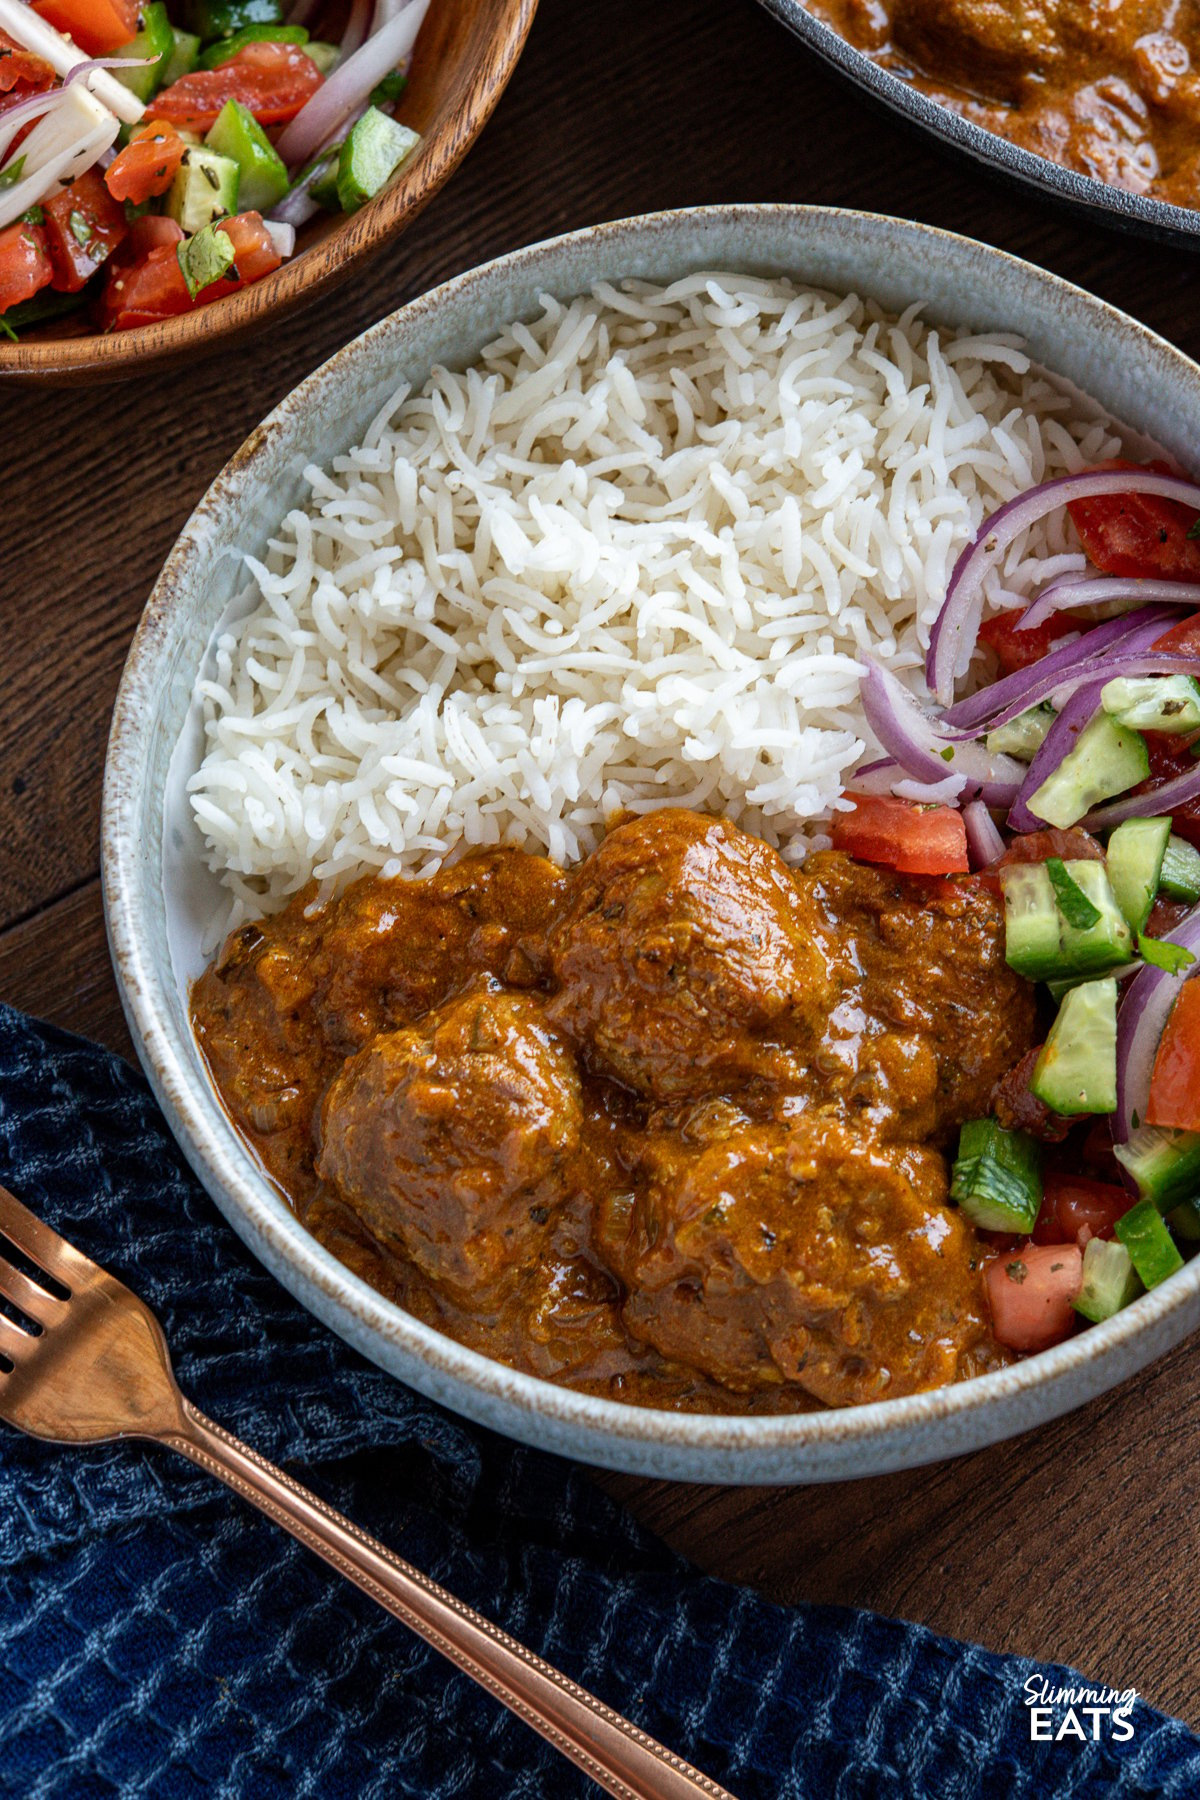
[1025,1677,1138,1742]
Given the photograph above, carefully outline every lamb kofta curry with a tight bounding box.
[808,0,1200,209]
[192,808,1041,1413]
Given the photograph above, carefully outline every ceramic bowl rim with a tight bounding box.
[102,201,1200,1469]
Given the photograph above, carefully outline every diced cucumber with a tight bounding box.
[986,704,1055,762]
[199,22,308,66]
[1102,674,1200,735]
[1027,712,1151,830]
[113,1,174,101]
[1074,1237,1142,1322]
[176,219,236,297]
[1115,1198,1185,1288]
[303,145,342,210]
[1030,977,1118,1115]
[167,146,240,234]
[950,1118,1042,1234]
[1161,834,1200,903]
[1000,860,1133,982]
[1106,816,1171,935]
[162,25,201,85]
[304,40,340,74]
[182,0,283,40]
[336,107,420,213]
[1114,1125,1200,1210]
[369,68,408,106]
[1167,1198,1200,1242]
[205,99,288,212]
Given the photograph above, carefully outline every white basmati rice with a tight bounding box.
[188,273,1122,923]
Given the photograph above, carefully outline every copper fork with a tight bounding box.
[0,1184,733,1800]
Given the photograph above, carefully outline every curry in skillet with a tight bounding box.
[808,0,1200,209]
[192,808,1042,1412]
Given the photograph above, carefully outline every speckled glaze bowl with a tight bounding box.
[103,204,1200,1484]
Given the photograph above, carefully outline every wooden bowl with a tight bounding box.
[0,0,538,384]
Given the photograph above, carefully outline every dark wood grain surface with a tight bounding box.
[4,0,1198,1726]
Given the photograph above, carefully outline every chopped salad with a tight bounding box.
[0,0,429,336]
[832,465,1200,1357]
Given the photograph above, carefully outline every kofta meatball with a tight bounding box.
[799,851,1039,1140]
[597,1107,1002,1406]
[317,986,582,1303]
[547,810,834,1102]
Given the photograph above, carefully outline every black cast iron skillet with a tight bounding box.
[755,0,1200,249]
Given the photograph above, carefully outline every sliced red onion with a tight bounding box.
[926,469,1200,707]
[860,659,1024,806]
[963,800,1006,868]
[942,606,1184,731]
[1083,759,1200,832]
[1017,575,1200,633]
[1007,680,1105,833]
[0,84,65,161]
[270,180,323,227]
[940,647,1200,744]
[275,0,430,167]
[263,217,296,258]
[1114,903,1200,1146]
[63,55,155,84]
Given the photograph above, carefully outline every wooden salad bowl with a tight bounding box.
[0,0,538,384]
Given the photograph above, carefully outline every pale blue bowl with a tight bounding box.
[102,205,1200,1483]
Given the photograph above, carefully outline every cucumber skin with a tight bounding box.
[950,1119,1042,1234]
[1114,1126,1200,1211]
[1161,835,1200,903]
[1115,1199,1185,1289]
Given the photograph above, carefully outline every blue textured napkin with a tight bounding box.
[1,1001,1198,1800]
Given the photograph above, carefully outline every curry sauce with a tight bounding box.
[192,809,1036,1412]
[809,0,1200,209]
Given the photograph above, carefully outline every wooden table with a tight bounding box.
[5,0,1198,1728]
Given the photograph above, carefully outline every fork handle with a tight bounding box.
[165,1402,732,1800]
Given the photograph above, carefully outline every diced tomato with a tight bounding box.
[118,214,185,260]
[1067,458,1200,582]
[1032,1173,1130,1248]
[194,210,281,298]
[0,28,55,94]
[1153,613,1200,659]
[104,120,186,207]
[1147,894,1193,939]
[95,240,191,332]
[830,793,969,876]
[1130,726,1200,852]
[985,1242,1083,1352]
[978,608,1084,676]
[95,212,280,332]
[1146,979,1200,1132]
[30,0,137,57]
[0,215,52,315]
[997,827,1105,868]
[41,167,127,294]
[153,41,321,133]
